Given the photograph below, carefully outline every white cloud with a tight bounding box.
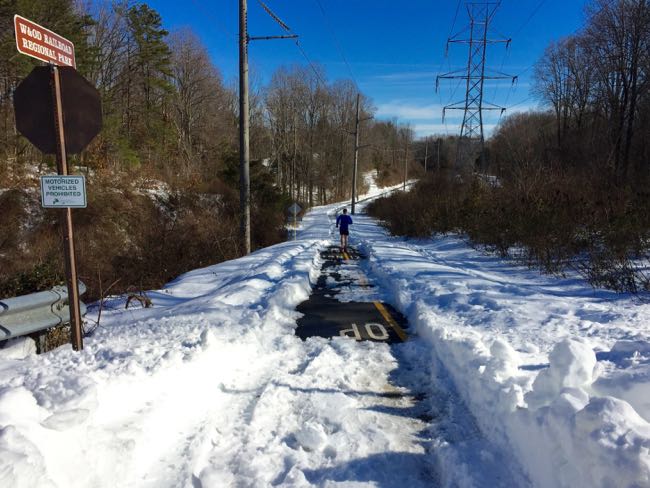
[375,102,443,120]
[374,99,541,139]
[372,71,438,82]
[411,123,498,138]
[412,123,455,137]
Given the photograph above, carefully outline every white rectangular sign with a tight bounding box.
[40,175,87,208]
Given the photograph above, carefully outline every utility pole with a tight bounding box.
[436,1,515,171]
[424,137,429,172]
[345,93,372,215]
[239,0,251,255]
[238,0,297,254]
[351,93,360,215]
[403,140,408,191]
[437,138,441,171]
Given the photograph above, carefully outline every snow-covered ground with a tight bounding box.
[354,216,650,488]
[1,175,649,487]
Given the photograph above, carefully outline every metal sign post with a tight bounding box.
[287,203,302,241]
[51,64,83,351]
[13,16,101,351]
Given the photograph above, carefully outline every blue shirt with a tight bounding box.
[336,214,353,232]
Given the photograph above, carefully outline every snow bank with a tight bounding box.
[0,173,413,488]
[412,308,649,488]
[4,173,649,487]
[360,233,650,488]
[593,340,650,422]
[0,239,324,487]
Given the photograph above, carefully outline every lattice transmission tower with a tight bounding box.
[436,1,516,170]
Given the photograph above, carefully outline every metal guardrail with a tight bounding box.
[0,282,87,341]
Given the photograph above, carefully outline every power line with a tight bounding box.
[439,0,464,89]
[503,77,518,107]
[293,39,329,88]
[508,96,533,109]
[313,0,358,87]
[436,0,464,137]
[487,0,547,113]
[257,0,292,32]
[448,0,464,44]
[512,0,548,38]
[253,0,328,88]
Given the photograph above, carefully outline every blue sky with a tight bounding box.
[147,0,587,138]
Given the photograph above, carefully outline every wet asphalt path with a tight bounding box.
[295,246,408,343]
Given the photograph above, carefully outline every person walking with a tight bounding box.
[336,208,353,251]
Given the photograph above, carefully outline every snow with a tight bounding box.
[351,213,650,487]
[525,338,598,410]
[1,173,649,487]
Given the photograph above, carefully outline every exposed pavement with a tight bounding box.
[295,246,408,343]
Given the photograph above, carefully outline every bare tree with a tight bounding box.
[583,0,650,178]
[169,29,229,177]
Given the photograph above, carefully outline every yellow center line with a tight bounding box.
[373,301,408,342]
[338,247,407,342]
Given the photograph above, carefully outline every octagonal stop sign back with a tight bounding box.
[14,66,102,154]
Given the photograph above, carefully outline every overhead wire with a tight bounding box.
[504,0,611,114]
[512,0,548,38]
[496,0,549,119]
[499,0,548,114]
[293,39,329,88]
[313,0,358,88]
[437,0,464,136]
[507,96,533,109]
[257,0,292,32]
[256,0,329,89]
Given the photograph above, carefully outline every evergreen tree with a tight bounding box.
[124,3,173,160]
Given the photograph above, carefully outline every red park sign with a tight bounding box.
[14,15,76,68]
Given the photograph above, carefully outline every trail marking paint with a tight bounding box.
[374,301,408,342]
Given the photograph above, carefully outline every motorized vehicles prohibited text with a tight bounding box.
[40,175,87,208]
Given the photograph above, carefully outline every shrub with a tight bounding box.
[367,169,650,293]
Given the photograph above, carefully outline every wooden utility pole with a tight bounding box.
[239,0,251,255]
[351,93,360,215]
[346,94,372,215]
[424,138,429,172]
[403,140,408,191]
[238,1,297,253]
[437,138,441,171]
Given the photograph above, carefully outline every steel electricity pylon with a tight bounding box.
[436,1,516,170]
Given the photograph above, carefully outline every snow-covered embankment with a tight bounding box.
[359,231,650,488]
